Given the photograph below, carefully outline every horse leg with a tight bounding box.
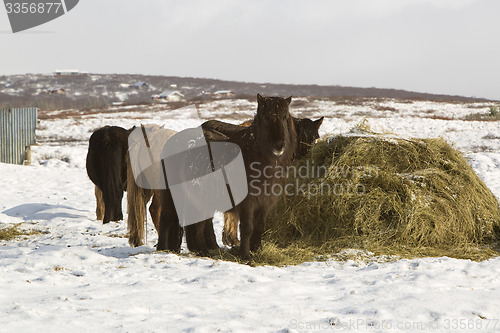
[95,185,104,221]
[222,211,240,246]
[114,189,124,222]
[149,190,161,234]
[102,189,113,224]
[203,218,219,250]
[157,189,172,251]
[167,218,183,252]
[250,207,266,253]
[239,208,254,261]
[157,189,182,252]
[165,188,182,252]
[185,221,210,256]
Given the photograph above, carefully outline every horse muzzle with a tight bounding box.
[272,147,285,157]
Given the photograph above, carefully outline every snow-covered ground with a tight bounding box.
[1,98,500,332]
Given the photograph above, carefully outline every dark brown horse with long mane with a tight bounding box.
[157,94,298,260]
[202,116,323,161]
[86,126,130,223]
[208,115,324,246]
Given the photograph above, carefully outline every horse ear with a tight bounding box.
[315,116,324,127]
[257,94,264,104]
[285,96,292,105]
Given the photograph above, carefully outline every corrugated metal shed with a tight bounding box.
[0,108,38,165]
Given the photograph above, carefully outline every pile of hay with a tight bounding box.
[264,124,500,262]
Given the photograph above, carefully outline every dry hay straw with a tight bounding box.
[264,122,500,263]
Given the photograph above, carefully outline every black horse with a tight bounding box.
[293,116,324,159]
[86,126,130,223]
[157,94,298,260]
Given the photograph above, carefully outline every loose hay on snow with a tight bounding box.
[0,224,24,241]
[0,224,44,242]
[265,124,500,262]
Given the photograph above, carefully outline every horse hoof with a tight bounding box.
[196,251,210,257]
[243,259,254,267]
[208,244,220,251]
[222,236,240,247]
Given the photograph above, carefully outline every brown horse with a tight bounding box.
[126,124,232,250]
[215,116,324,246]
[157,94,298,260]
[126,125,176,248]
[86,126,130,223]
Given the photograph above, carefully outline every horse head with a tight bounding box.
[253,94,295,158]
[294,116,324,159]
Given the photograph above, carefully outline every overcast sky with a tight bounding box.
[1,0,499,99]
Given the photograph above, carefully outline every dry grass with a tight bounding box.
[483,134,500,140]
[471,145,495,153]
[245,122,500,265]
[352,111,377,118]
[194,122,500,266]
[420,109,454,120]
[373,105,398,112]
[464,106,500,121]
[0,224,25,241]
[0,224,43,241]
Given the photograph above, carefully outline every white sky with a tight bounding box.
[1,0,499,99]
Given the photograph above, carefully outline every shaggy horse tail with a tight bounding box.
[101,137,126,223]
[222,211,240,246]
[126,152,153,247]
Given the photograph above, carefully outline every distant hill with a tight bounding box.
[0,73,491,111]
